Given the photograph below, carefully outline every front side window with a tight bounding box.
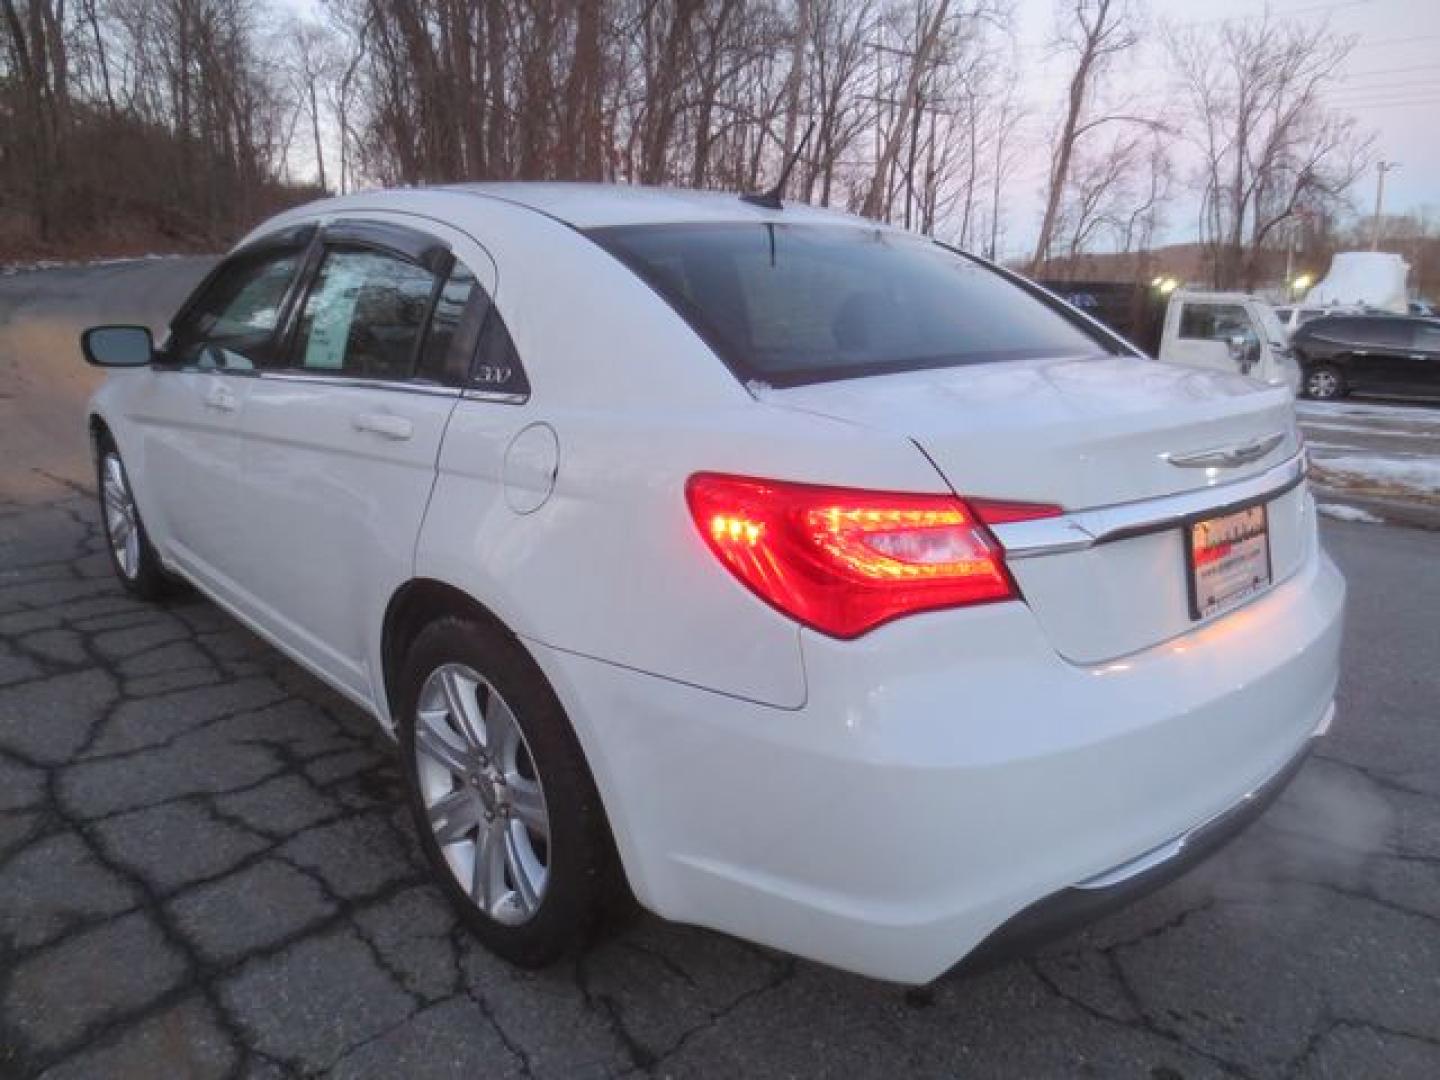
[169,247,302,367]
[1363,319,1410,349]
[292,248,436,380]
[590,223,1119,387]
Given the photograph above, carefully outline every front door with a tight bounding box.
[235,218,497,704]
[135,238,309,594]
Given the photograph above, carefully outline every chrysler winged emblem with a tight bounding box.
[1164,432,1286,469]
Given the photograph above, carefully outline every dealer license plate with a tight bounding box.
[1187,504,1272,620]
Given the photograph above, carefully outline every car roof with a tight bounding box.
[267,182,895,234]
[444,182,887,230]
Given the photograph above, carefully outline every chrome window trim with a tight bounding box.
[992,450,1308,559]
[461,388,528,405]
[256,370,461,398]
[246,370,528,404]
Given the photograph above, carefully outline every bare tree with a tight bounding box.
[1167,13,1370,289]
[860,0,951,219]
[280,16,341,192]
[1029,0,1145,273]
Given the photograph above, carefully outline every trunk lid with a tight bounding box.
[759,355,1309,663]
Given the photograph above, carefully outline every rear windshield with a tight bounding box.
[588,223,1121,387]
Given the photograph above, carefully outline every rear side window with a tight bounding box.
[589,223,1119,387]
[469,307,530,398]
[293,249,435,379]
[416,261,482,384]
[169,248,302,367]
[1179,303,1254,342]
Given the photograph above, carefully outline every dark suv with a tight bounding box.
[1293,314,1440,401]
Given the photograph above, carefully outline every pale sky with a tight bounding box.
[1006,0,1440,256]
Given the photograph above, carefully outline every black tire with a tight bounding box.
[1303,363,1346,400]
[94,431,175,602]
[396,615,621,967]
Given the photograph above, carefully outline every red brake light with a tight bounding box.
[686,473,1033,638]
[970,499,1064,526]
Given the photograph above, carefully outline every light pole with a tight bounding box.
[1371,161,1399,251]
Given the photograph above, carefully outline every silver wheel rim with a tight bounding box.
[1309,370,1338,398]
[414,663,550,925]
[101,453,141,579]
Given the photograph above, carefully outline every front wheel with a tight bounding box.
[1303,364,1346,400]
[96,435,174,601]
[396,616,621,967]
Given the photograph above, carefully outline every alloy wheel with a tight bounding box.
[101,453,141,579]
[1307,369,1339,399]
[413,662,551,925]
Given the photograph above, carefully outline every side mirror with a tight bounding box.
[1227,334,1258,373]
[82,325,154,368]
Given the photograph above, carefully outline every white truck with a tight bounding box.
[1155,290,1301,394]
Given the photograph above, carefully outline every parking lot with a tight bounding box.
[2,261,1439,1078]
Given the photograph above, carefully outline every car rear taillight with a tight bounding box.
[685,473,1059,639]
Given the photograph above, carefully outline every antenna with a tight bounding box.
[741,122,815,210]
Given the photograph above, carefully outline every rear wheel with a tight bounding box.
[95,434,174,601]
[396,615,619,966]
[1303,363,1345,400]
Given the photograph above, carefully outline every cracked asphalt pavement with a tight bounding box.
[2,261,1439,1078]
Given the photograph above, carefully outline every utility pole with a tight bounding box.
[1371,161,1399,251]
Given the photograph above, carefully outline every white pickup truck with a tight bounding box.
[1155,290,1301,393]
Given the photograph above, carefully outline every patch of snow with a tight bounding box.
[1306,441,1434,459]
[1300,420,1436,439]
[0,253,183,275]
[1296,400,1440,424]
[1317,503,1383,524]
[1310,453,1440,494]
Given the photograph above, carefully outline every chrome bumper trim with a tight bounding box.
[992,450,1307,560]
[1076,701,1331,891]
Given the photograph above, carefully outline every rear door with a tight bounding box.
[134,232,311,591]
[235,218,497,702]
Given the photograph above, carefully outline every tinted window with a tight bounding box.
[170,248,302,367]
[1364,319,1411,348]
[1307,317,1351,340]
[1412,323,1440,352]
[293,249,435,379]
[416,261,485,385]
[468,307,531,398]
[590,223,1118,386]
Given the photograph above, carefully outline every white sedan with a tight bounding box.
[82,184,1344,984]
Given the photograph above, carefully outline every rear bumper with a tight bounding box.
[528,546,1345,985]
[955,708,1324,975]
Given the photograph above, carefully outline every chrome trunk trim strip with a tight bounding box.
[992,450,1307,559]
